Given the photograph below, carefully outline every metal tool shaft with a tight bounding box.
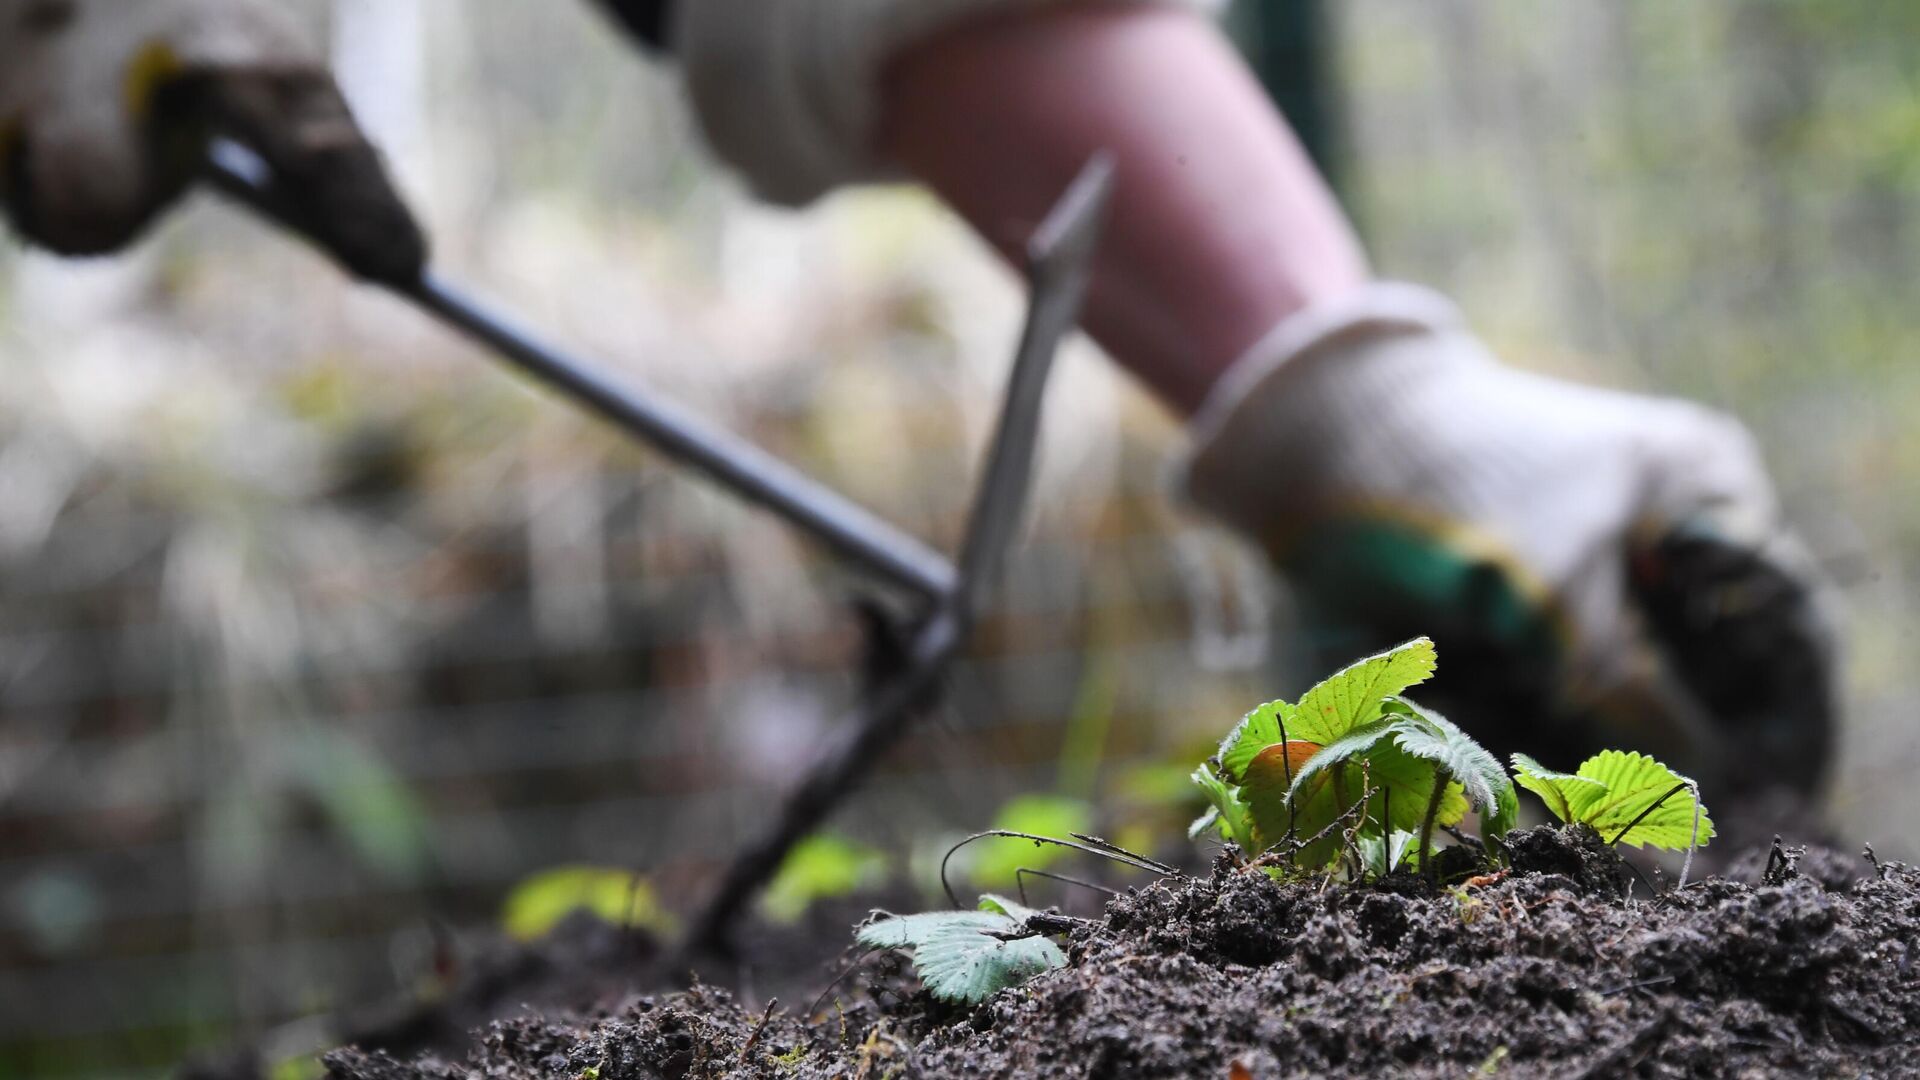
[204,139,954,602]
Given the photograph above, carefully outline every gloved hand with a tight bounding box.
[0,0,422,282]
[1183,284,1837,796]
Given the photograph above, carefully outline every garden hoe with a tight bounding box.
[203,137,1113,957]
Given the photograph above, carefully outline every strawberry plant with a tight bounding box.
[1192,637,1515,877]
[859,638,1718,1005]
[1511,750,1713,883]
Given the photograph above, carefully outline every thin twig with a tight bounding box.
[1015,867,1119,906]
[1863,842,1889,881]
[941,830,1179,908]
[1067,833,1180,874]
[1598,974,1676,998]
[1271,783,1376,861]
[739,998,779,1062]
[1277,707,1299,849]
[806,948,880,1018]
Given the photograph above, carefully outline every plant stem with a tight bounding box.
[1417,766,1452,881]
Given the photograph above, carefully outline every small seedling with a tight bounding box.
[1192,637,1514,877]
[1511,750,1714,853]
[856,894,1066,1004]
[1357,828,1431,879]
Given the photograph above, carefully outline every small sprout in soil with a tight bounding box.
[1358,828,1431,878]
[856,894,1067,1004]
[1194,637,1514,879]
[1190,637,1713,885]
[1510,750,1714,853]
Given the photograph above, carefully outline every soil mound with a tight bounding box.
[322,827,1920,1079]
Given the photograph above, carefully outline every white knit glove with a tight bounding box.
[1182,284,1836,795]
[0,0,421,281]
[671,0,1224,206]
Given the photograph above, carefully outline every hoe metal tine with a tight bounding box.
[952,154,1114,621]
[682,156,1113,954]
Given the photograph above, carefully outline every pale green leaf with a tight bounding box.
[1187,805,1220,841]
[1486,779,1520,843]
[1291,637,1438,744]
[976,893,1045,921]
[1190,763,1258,855]
[1217,699,1301,784]
[1575,751,1715,851]
[1511,753,1611,823]
[856,901,1066,1004]
[1359,828,1429,877]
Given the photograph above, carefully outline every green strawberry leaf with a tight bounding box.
[856,896,1066,1004]
[1291,637,1438,744]
[1243,739,1339,857]
[1217,699,1301,784]
[1511,750,1713,851]
[1280,720,1466,837]
[1284,721,1394,804]
[1190,763,1258,856]
[1385,698,1515,839]
[1361,735,1470,835]
[1244,744,1347,865]
[1575,750,1715,851]
[1511,753,1610,824]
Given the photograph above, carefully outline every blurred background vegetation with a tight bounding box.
[2,1,1916,1076]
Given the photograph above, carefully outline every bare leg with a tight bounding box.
[879,5,1368,417]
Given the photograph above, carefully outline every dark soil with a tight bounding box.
[317,826,1920,1079]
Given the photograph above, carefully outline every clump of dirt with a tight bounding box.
[321,827,1920,1079]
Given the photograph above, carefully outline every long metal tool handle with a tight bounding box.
[679,157,1113,955]
[202,138,955,602]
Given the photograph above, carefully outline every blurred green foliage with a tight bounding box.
[967,794,1096,890]
[760,833,890,924]
[499,866,673,941]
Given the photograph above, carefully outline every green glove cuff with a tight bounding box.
[1277,516,1579,762]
